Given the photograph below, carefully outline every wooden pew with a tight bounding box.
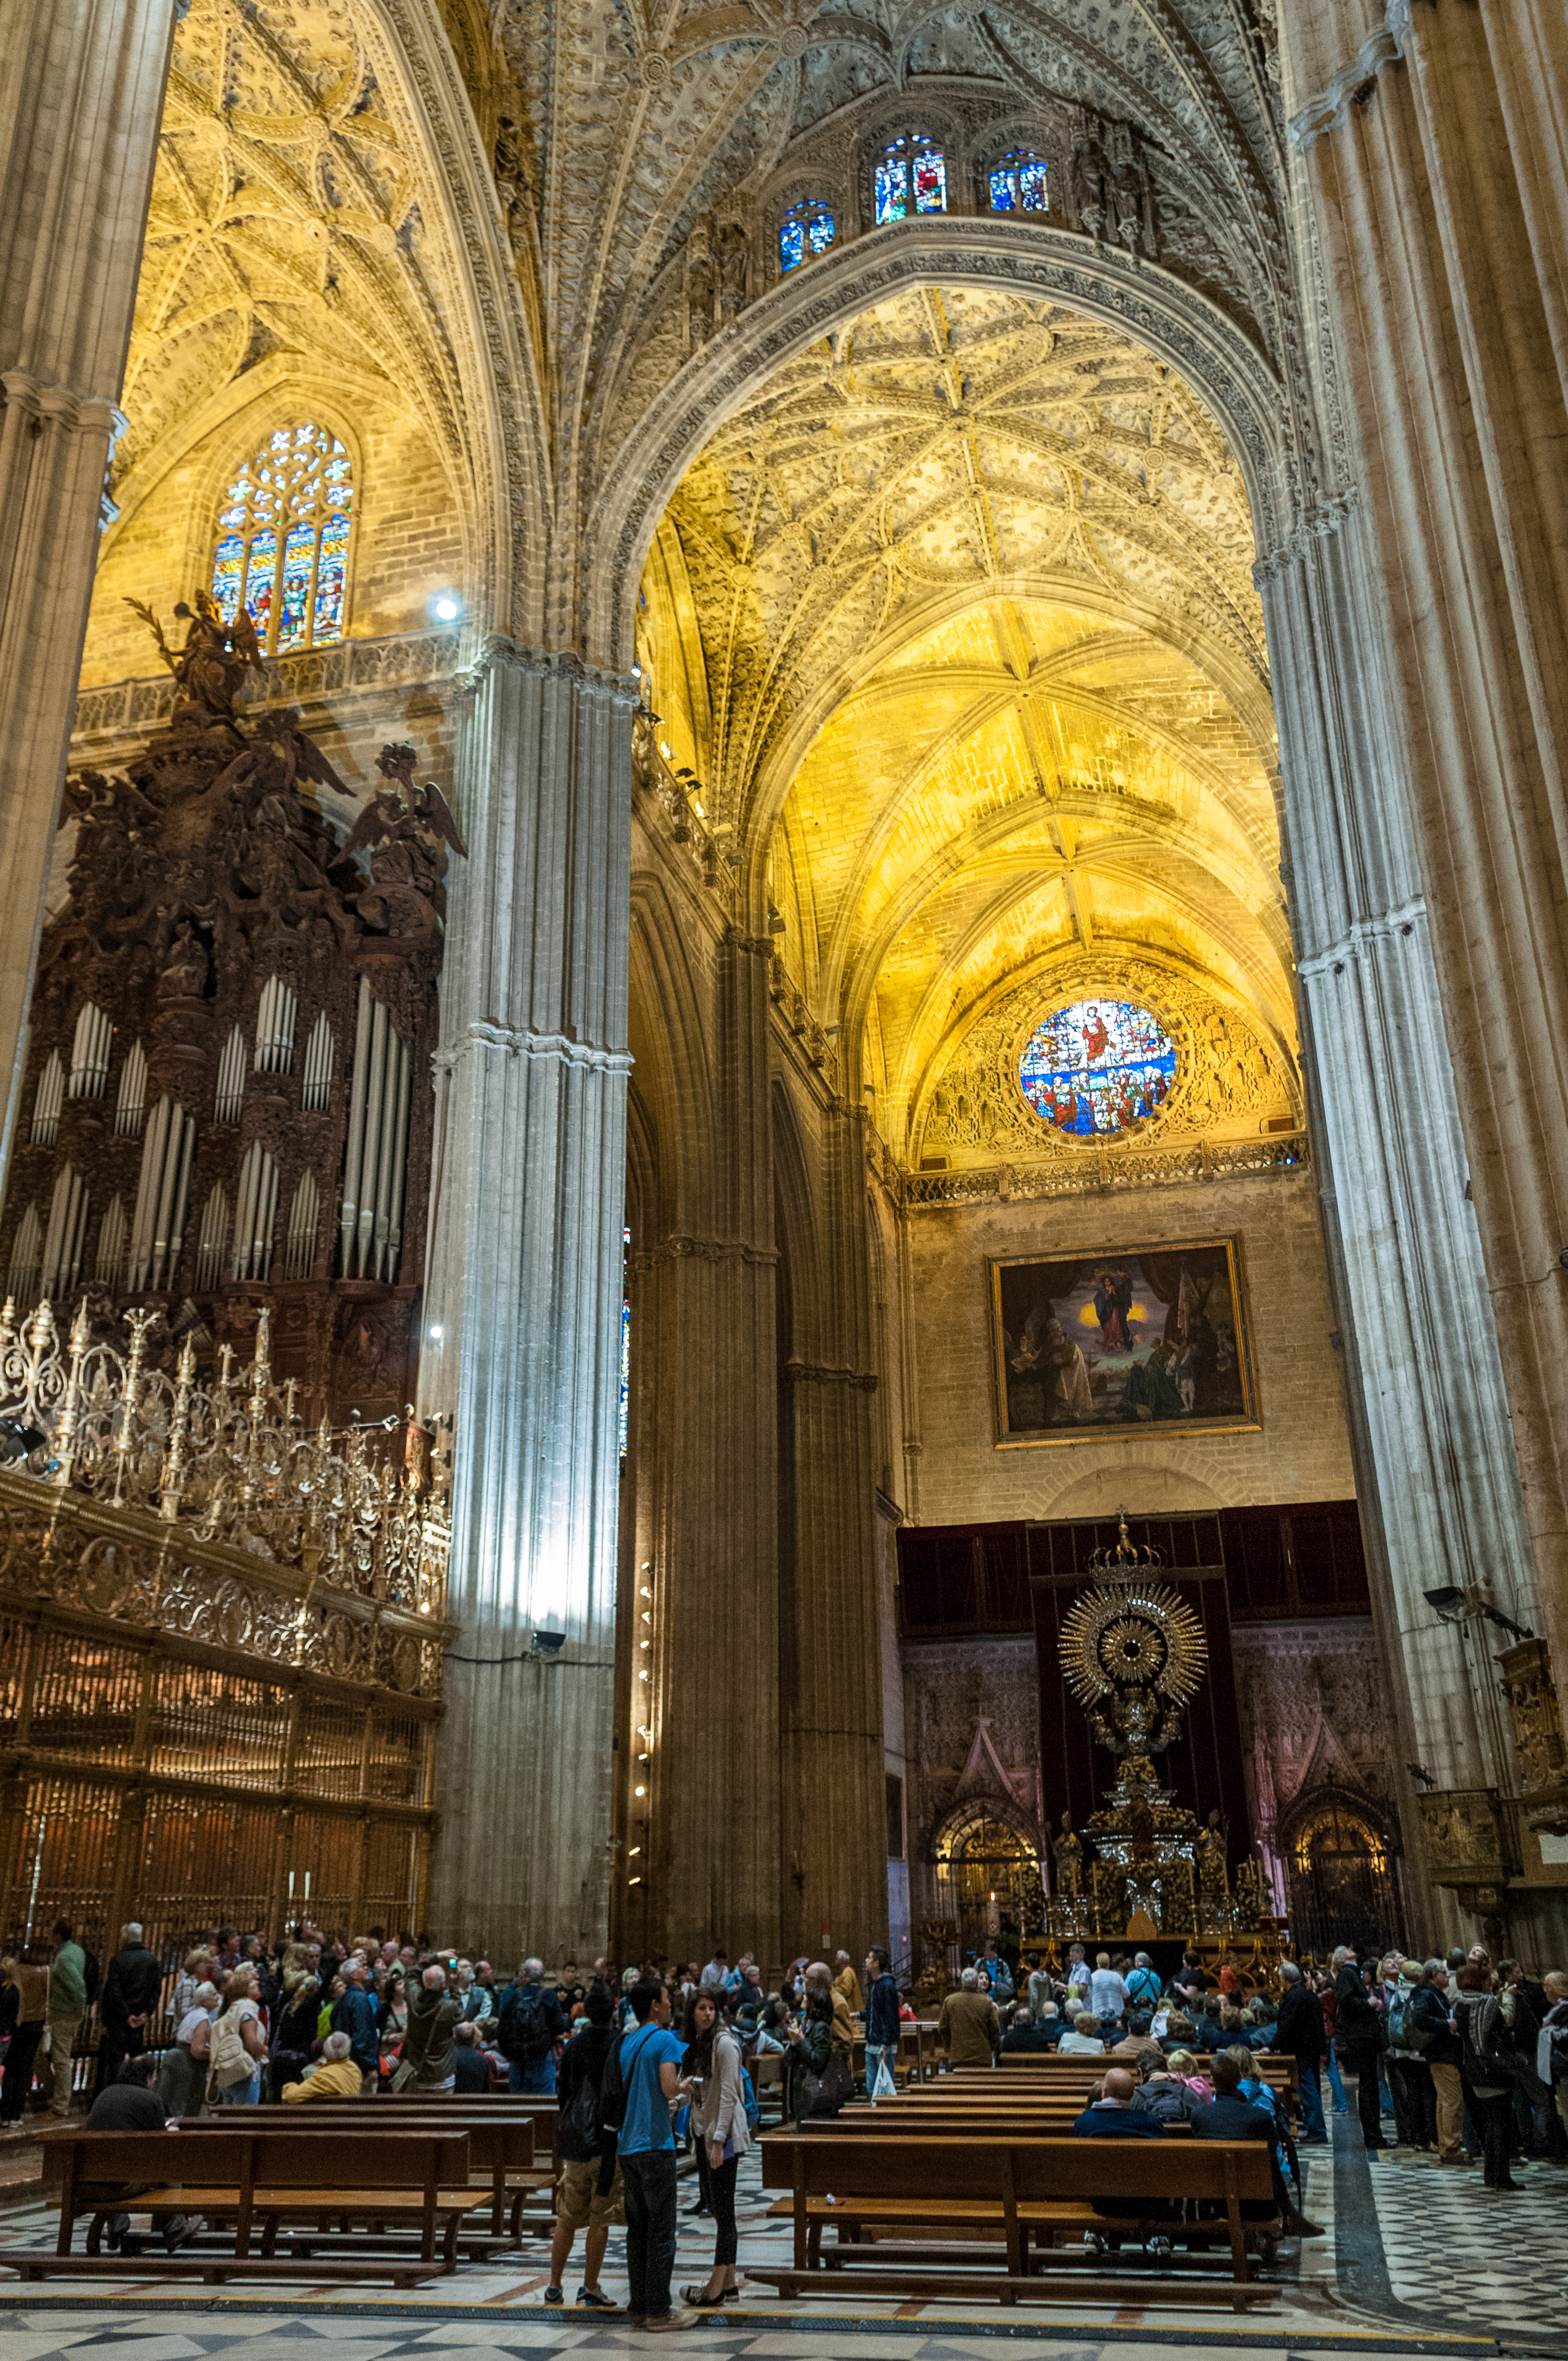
[12,2128,485,2283]
[749,2050,787,2123]
[751,2130,1280,2312]
[989,2052,1299,2093]
[176,2105,546,2242]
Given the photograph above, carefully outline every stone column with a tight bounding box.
[779,1099,887,1954]
[625,931,783,1971]
[421,643,634,1968]
[1260,503,1539,1925]
[1282,1,1568,1841]
[0,0,178,1166]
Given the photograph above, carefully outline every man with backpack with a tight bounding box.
[543,1983,624,2312]
[1125,1951,1163,2014]
[601,1978,694,2332]
[497,1957,567,2095]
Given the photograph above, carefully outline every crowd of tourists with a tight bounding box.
[1,1917,1564,2329]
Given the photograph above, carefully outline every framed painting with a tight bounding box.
[989,1234,1260,1446]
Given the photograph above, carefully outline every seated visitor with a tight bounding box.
[282,2029,362,2101]
[1000,2002,1057,2053]
[1131,2046,1204,2123]
[1057,2010,1106,2055]
[1111,2010,1154,2056]
[1162,2046,1212,2097]
[1190,2049,1323,2238]
[83,2059,201,2255]
[450,2019,493,2091]
[1073,2065,1173,2255]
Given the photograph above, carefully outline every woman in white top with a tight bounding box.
[676,1987,751,2309]
[158,1979,219,2117]
[1057,2011,1107,2056]
[209,1970,267,2104]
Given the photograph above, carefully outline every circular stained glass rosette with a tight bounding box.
[1018,996,1175,1139]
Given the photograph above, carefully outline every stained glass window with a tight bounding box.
[989,149,1049,213]
[874,133,947,224]
[779,198,836,273]
[210,422,354,656]
[1018,998,1175,1139]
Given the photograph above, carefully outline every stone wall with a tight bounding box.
[904,1163,1356,1526]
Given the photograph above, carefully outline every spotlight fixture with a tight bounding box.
[432,594,461,622]
[529,1628,566,1658]
[0,1418,47,1463]
[1406,1761,1437,1790]
[1423,1584,1535,1643]
[1424,1586,1467,1623]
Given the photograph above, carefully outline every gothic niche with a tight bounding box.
[1,591,465,1424]
[1064,107,1155,258]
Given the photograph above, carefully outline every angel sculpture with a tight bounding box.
[125,588,263,725]
[342,742,467,934]
[210,706,350,804]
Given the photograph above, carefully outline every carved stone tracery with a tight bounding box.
[919,955,1296,1169]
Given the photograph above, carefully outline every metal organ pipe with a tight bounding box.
[40,1163,89,1295]
[232,1142,279,1282]
[32,1051,63,1145]
[339,979,374,1274]
[68,1003,113,1099]
[339,978,411,1282]
[129,1097,195,1291]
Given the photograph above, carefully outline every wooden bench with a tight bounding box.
[752,2130,1280,2311]
[748,2050,787,2123]
[178,2106,546,2243]
[990,2052,1299,2092]
[11,2128,486,2282]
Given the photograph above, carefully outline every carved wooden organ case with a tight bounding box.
[1,610,458,1425]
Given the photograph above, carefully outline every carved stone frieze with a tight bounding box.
[1417,1786,1511,1902]
[71,630,464,759]
[1497,1637,1568,1836]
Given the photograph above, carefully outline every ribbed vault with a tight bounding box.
[639,279,1297,1168]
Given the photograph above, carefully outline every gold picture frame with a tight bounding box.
[988,1232,1260,1448]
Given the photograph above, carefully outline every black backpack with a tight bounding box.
[558,2034,612,2163]
[600,2023,659,2137]
[498,1984,550,2064]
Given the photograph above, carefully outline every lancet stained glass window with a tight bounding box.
[874,133,947,223]
[211,423,354,656]
[989,150,1049,213]
[1018,998,1175,1139]
[779,198,837,272]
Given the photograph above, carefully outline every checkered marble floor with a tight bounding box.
[0,2318,1503,2361]
[1361,2146,1568,2342]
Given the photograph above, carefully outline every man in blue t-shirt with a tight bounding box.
[615,1980,693,2331]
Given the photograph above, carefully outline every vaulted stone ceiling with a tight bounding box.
[639,282,1293,1163]
[81,0,502,681]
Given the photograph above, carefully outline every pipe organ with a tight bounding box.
[0,594,461,1422]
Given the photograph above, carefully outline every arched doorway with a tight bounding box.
[932,1803,1045,1966]
[1287,1803,1397,1960]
